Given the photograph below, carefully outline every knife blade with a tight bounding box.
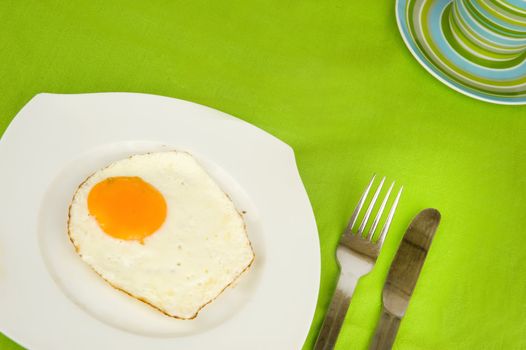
[369,208,441,350]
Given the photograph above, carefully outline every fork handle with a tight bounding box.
[369,307,401,350]
[314,271,360,350]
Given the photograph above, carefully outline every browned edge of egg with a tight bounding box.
[66,150,256,320]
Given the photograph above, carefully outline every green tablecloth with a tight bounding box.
[1,1,525,349]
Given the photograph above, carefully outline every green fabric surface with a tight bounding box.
[1,1,525,349]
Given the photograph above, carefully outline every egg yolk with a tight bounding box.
[87,176,167,242]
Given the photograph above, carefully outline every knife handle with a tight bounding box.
[369,307,401,350]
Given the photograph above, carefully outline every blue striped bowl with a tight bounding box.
[397,0,526,104]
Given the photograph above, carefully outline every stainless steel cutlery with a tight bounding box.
[314,175,403,350]
[369,208,440,350]
[315,175,440,350]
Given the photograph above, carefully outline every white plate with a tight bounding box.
[0,93,320,350]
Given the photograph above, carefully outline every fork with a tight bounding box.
[314,175,403,350]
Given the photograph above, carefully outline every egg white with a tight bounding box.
[68,151,254,319]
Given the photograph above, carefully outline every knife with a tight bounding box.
[369,208,441,350]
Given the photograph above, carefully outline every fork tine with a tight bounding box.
[357,177,385,237]
[377,186,403,246]
[346,175,376,234]
[366,181,394,240]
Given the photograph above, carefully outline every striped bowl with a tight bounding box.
[397,0,526,104]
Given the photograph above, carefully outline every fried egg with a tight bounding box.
[68,151,254,319]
